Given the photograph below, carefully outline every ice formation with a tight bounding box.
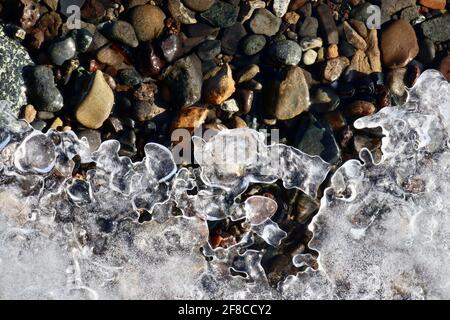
[0,70,449,299]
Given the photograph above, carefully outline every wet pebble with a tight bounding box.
[345,100,376,117]
[183,0,216,12]
[221,23,247,55]
[133,100,166,122]
[48,37,76,66]
[160,34,183,63]
[298,16,318,38]
[203,64,236,105]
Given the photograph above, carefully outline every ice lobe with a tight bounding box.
[281,70,450,299]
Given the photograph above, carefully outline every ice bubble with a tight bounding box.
[14,132,56,174]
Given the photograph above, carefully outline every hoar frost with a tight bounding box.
[0,70,449,299]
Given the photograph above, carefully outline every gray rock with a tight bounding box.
[162,54,203,108]
[118,68,150,86]
[381,0,415,15]
[400,6,420,21]
[26,65,64,113]
[196,40,221,60]
[221,23,247,55]
[269,40,302,66]
[420,14,450,43]
[299,16,318,38]
[48,37,77,66]
[241,34,266,56]
[200,1,238,28]
[249,8,282,37]
[0,26,34,115]
[103,20,139,48]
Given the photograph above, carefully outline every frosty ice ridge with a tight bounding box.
[1,69,450,299]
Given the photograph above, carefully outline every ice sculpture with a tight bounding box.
[0,69,450,299]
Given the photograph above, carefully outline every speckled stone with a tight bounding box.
[0,26,34,114]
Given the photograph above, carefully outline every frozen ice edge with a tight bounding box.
[0,69,450,299]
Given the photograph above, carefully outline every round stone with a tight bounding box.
[241,34,266,56]
[269,40,302,66]
[381,20,419,69]
[48,37,76,66]
[130,5,166,42]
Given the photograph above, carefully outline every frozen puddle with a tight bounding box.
[0,70,449,299]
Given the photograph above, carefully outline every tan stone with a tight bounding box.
[50,117,63,130]
[349,50,372,75]
[236,64,260,84]
[345,100,376,117]
[75,70,115,129]
[343,21,367,50]
[326,44,339,59]
[284,11,300,25]
[203,64,235,105]
[367,29,382,73]
[323,56,350,82]
[23,104,37,123]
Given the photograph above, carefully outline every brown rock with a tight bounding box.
[284,11,300,25]
[343,21,367,50]
[22,104,37,123]
[75,70,115,129]
[323,57,350,82]
[203,64,236,105]
[438,54,450,83]
[97,46,126,68]
[268,66,309,120]
[367,29,382,73]
[172,106,209,131]
[235,89,254,114]
[324,110,346,131]
[326,44,339,59]
[130,5,166,42]
[317,4,339,45]
[419,0,446,10]
[381,20,419,69]
[349,49,372,75]
[20,0,40,31]
[345,100,376,117]
[133,82,158,101]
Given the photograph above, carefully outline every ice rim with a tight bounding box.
[0,69,449,299]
